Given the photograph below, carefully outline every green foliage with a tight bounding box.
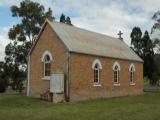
[151,11,160,53]
[4,0,54,92]
[149,11,160,85]
[152,11,160,33]
[0,81,6,92]
[153,54,160,85]
[66,16,72,25]
[142,31,154,58]
[60,13,72,25]
[130,28,158,85]
[10,65,26,92]
[10,0,47,43]
[130,27,143,57]
[142,31,155,82]
[45,8,55,21]
[60,13,66,23]
[0,62,9,93]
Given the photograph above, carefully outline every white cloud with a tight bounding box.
[129,0,160,14]
[0,26,10,61]
[0,0,160,60]
[0,0,19,6]
[49,0,155,44]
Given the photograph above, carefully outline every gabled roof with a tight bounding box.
[29,20,143,62]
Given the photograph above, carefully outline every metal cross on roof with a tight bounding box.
[117,31,123,41]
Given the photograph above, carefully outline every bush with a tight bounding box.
[0,79,7,93]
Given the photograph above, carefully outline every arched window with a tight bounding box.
[92,59,102,85]
[44,55,51,76]
[129,64,135,84]
[94,63,100,84]
[41,51,53,77]
[113,62,120,84]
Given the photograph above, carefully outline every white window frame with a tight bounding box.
[92,59,102,86]
[44,56,51,77]
[41,50,53,80]
[129,63,136,85]
[113,62,120,86]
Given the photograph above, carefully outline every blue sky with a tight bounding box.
[0,0,159,60]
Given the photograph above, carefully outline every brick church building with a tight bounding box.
[27,19,143,102]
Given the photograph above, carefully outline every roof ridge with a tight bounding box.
[47,19,122,42]
[45,19,143,62]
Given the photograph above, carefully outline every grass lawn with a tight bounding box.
[0,92,160,120]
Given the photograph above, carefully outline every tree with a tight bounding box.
[142,31,154,59]
[60,13,72,25]
[45,8,55,21]
[60,13,66,23]
[151,11,160,85]
[130,28,158,85]
[130,27,143,57]
[5,0,54,92]
[153,54,160,86]
[0,62,9,93]
[141,31,156,84]
[153,54,160,85]
[152,11,160,53]
[66,17,72,25]
[152,11,160,33]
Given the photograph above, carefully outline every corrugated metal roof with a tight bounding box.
[47,20,143,62]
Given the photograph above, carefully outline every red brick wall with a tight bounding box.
[29,23,143,101]
[29,23,68,97]
[69,52,143,101]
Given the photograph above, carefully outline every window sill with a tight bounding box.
[93,84,101,87]
[42,76,50,80]
[113,83,120,86]
[130,83,135,86]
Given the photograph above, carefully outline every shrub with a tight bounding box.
[0,79,7,93]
